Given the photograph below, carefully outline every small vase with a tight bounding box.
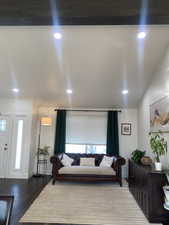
[155,162,162,171]
[141,156,152,165]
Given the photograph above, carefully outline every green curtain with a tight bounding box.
[54,110,66,154]
[106,111,119,156]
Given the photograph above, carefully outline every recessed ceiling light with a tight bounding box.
[54,32,62,39]
[122,90,128,95]
[137,32,146,39]
[12,88,19,93]
[66,89,73,94]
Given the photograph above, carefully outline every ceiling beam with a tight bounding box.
[0,0,169,25]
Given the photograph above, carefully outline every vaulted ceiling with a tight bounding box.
[0,25,169,108]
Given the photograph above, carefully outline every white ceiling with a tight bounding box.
[0,25,169,108]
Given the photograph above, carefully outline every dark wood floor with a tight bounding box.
[0,176,52,225]
[0,177,167,225]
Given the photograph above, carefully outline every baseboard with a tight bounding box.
[6,174,29,179]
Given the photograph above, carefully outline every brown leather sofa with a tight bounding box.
[50,153,126,186]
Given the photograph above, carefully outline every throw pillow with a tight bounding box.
[80,158,95,167]
[99,155,114,167]
[61,154,74,167]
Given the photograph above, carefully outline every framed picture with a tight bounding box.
[121,123,131,135]
[150,96,169,132]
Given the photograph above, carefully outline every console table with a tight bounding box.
[128,159,169,224]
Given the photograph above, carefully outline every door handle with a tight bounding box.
[4,147,8,151]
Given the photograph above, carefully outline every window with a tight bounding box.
[66,144,86,153]
[15,120,24,170]
[0,120,6,132]
[66,111,107,154]
[66,144,106,154]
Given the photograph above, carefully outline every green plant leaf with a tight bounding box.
[149,132,167,162]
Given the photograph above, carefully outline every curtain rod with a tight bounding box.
[54,109,122,113]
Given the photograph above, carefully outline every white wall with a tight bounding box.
[0,100,56,178]
[119,109,138,177]
[0,99,138,178]
[138,46,169,169]
[0,98,33,178]
[29,103,39,177]
[37,107,138,177]
[36,107,56,174]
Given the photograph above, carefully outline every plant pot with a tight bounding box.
[155,162,162,171]
[39,154,45,160]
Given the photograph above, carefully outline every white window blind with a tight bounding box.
[66,111,107,145]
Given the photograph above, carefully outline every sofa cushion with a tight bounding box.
[100,155,114,167]
[80,158,95,167]
[61,154,74,167]
[65,154,117,166]
[58,166,116,175]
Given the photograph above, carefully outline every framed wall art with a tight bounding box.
[150,96,169,132]
[121,123,131,135]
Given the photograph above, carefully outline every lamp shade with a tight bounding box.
[41,117,52,126]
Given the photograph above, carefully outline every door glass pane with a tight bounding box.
[15,120,24,170]
[0,120,6,132]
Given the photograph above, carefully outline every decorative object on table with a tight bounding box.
[131,149,145,163]
[141,156,152,166]
[33,116,52,177]
[163,174,169,210]
[166,173,169,183]
[150,96,169,132]
[149,131,167,171]
[163,186,169,210]
[38,145,50,160]
[121,123,131,135]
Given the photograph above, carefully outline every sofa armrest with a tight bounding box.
[50,155,62,174]
[112,156,126,180]
[113,156,126,169]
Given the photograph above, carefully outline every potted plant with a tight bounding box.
[149,132,167,171]
[38,145,50,160]
[131,149,146,163]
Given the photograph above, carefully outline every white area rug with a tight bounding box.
[20,182,161,225]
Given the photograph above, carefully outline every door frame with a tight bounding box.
[0,115,12,178]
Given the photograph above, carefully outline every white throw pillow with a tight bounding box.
[61,154,74,167]
[100,155,114,167]
[80,158,95,167]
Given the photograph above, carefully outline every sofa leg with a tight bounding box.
[52,179,56,185]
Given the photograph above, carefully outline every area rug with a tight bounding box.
[20,182,161,225]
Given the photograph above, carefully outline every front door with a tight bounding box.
[0,116,11,178]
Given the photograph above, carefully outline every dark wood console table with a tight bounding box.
[128,159,169,224]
